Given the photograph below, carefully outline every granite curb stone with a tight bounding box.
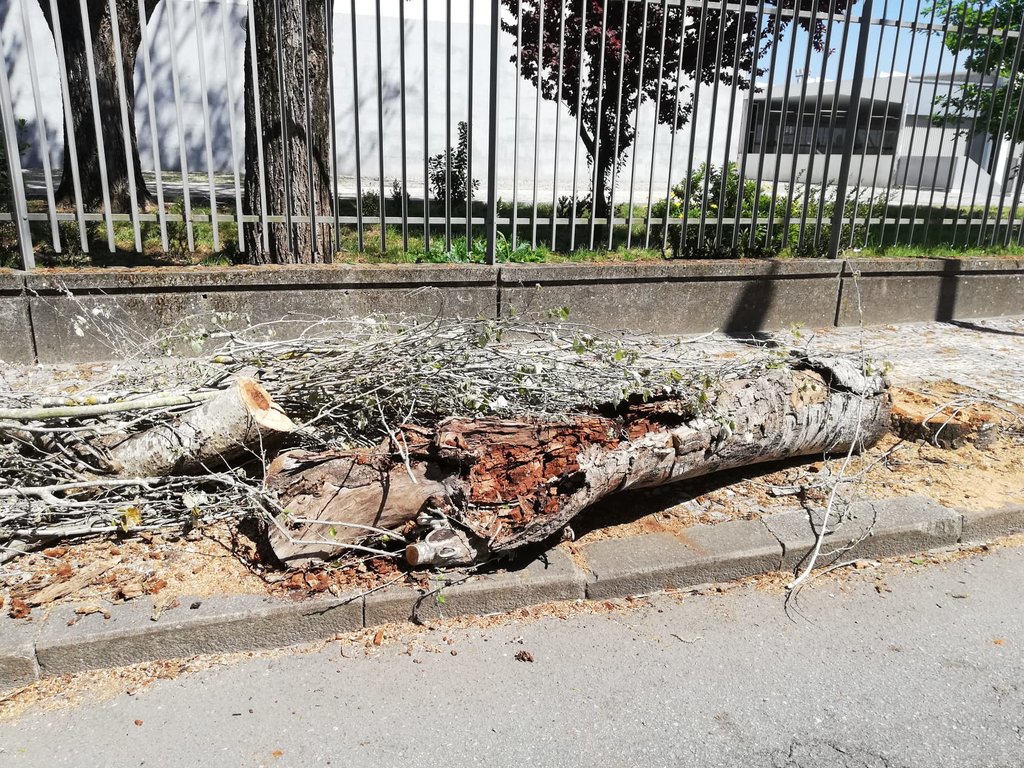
[34,592,363,677]
[365,549,586,625]
[960,505,1024,543]
[762,496,963,572]
[0,615,41,691]
[584,519,783,599]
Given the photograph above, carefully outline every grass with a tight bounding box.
[4,194,1023,269]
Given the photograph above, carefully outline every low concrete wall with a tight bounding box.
[23,265,498,364]
[0,270,34,365]
[0,258,1021,364]
[501,260,843,334]
[837,258,1024,327]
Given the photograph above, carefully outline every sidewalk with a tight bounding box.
[2,317,1023,691]
[776,316,1024,404]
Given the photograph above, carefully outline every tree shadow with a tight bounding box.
[723,259,780,337]
[935,257,961,322]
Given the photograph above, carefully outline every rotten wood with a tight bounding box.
[25,558,120,607]
[266,356,891,566]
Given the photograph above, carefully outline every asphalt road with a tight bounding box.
[1,545,1022,768]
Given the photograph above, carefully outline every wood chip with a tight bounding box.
[26,558,120,607]
[74,602,112,620]
[151,593,180,622]
[8,597,31,619]
[118,581,146,602]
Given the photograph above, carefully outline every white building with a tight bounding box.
[740,72,1022,206]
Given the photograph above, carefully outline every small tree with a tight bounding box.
[500,0,850,217]
[427,121,480,205]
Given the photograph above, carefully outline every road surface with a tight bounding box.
[1,543,1022,767]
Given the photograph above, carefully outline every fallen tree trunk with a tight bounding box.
[108,379,295,477]
[266,356,891,566]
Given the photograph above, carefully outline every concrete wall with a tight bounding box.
[18,265,497,363]
[0,269,34,364]
[2,258,1022,365]
[501,260,844,335]
[836,258,1024,326]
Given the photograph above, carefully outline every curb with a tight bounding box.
[2,498,1022,691]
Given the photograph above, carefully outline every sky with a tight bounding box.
[759,0,1020,89]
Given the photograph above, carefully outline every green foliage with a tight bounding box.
[361,188,381,218]
[2,120,33,265]
[0,118,28,214]
[652,162,796,258]
[0,127,10,214]
[427,121,480,204]
[932,0,1024,144]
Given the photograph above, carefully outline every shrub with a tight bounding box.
[653,162,797,258]
[427,121,479,204]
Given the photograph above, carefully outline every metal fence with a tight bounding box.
[1,0,1023,269]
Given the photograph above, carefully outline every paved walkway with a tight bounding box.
[1,544,1021,767]
[768,316,1024,405]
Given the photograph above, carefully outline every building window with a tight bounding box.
[747,102,900,155]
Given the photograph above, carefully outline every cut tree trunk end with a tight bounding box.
[266,356,891,567]
[108,378,295,477]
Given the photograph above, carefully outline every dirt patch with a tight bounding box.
[0,524,400,621]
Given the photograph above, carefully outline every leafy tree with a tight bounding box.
[933,0,1024,148]
[500,0,850,217]
[428,121,480,204]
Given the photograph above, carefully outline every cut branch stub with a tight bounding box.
[265,358,891,567]
[108,378,295,477]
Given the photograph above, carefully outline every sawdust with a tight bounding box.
[0,523,399,620]
[0,647,294,722]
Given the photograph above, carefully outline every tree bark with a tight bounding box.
[243,0,334,264]
[38,0,156,212]
[108,379,295,477]
[266,356,891,566]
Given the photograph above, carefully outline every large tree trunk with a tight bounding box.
[266,357,891,566]
[38,0,155,212]
[243,0,334,264]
